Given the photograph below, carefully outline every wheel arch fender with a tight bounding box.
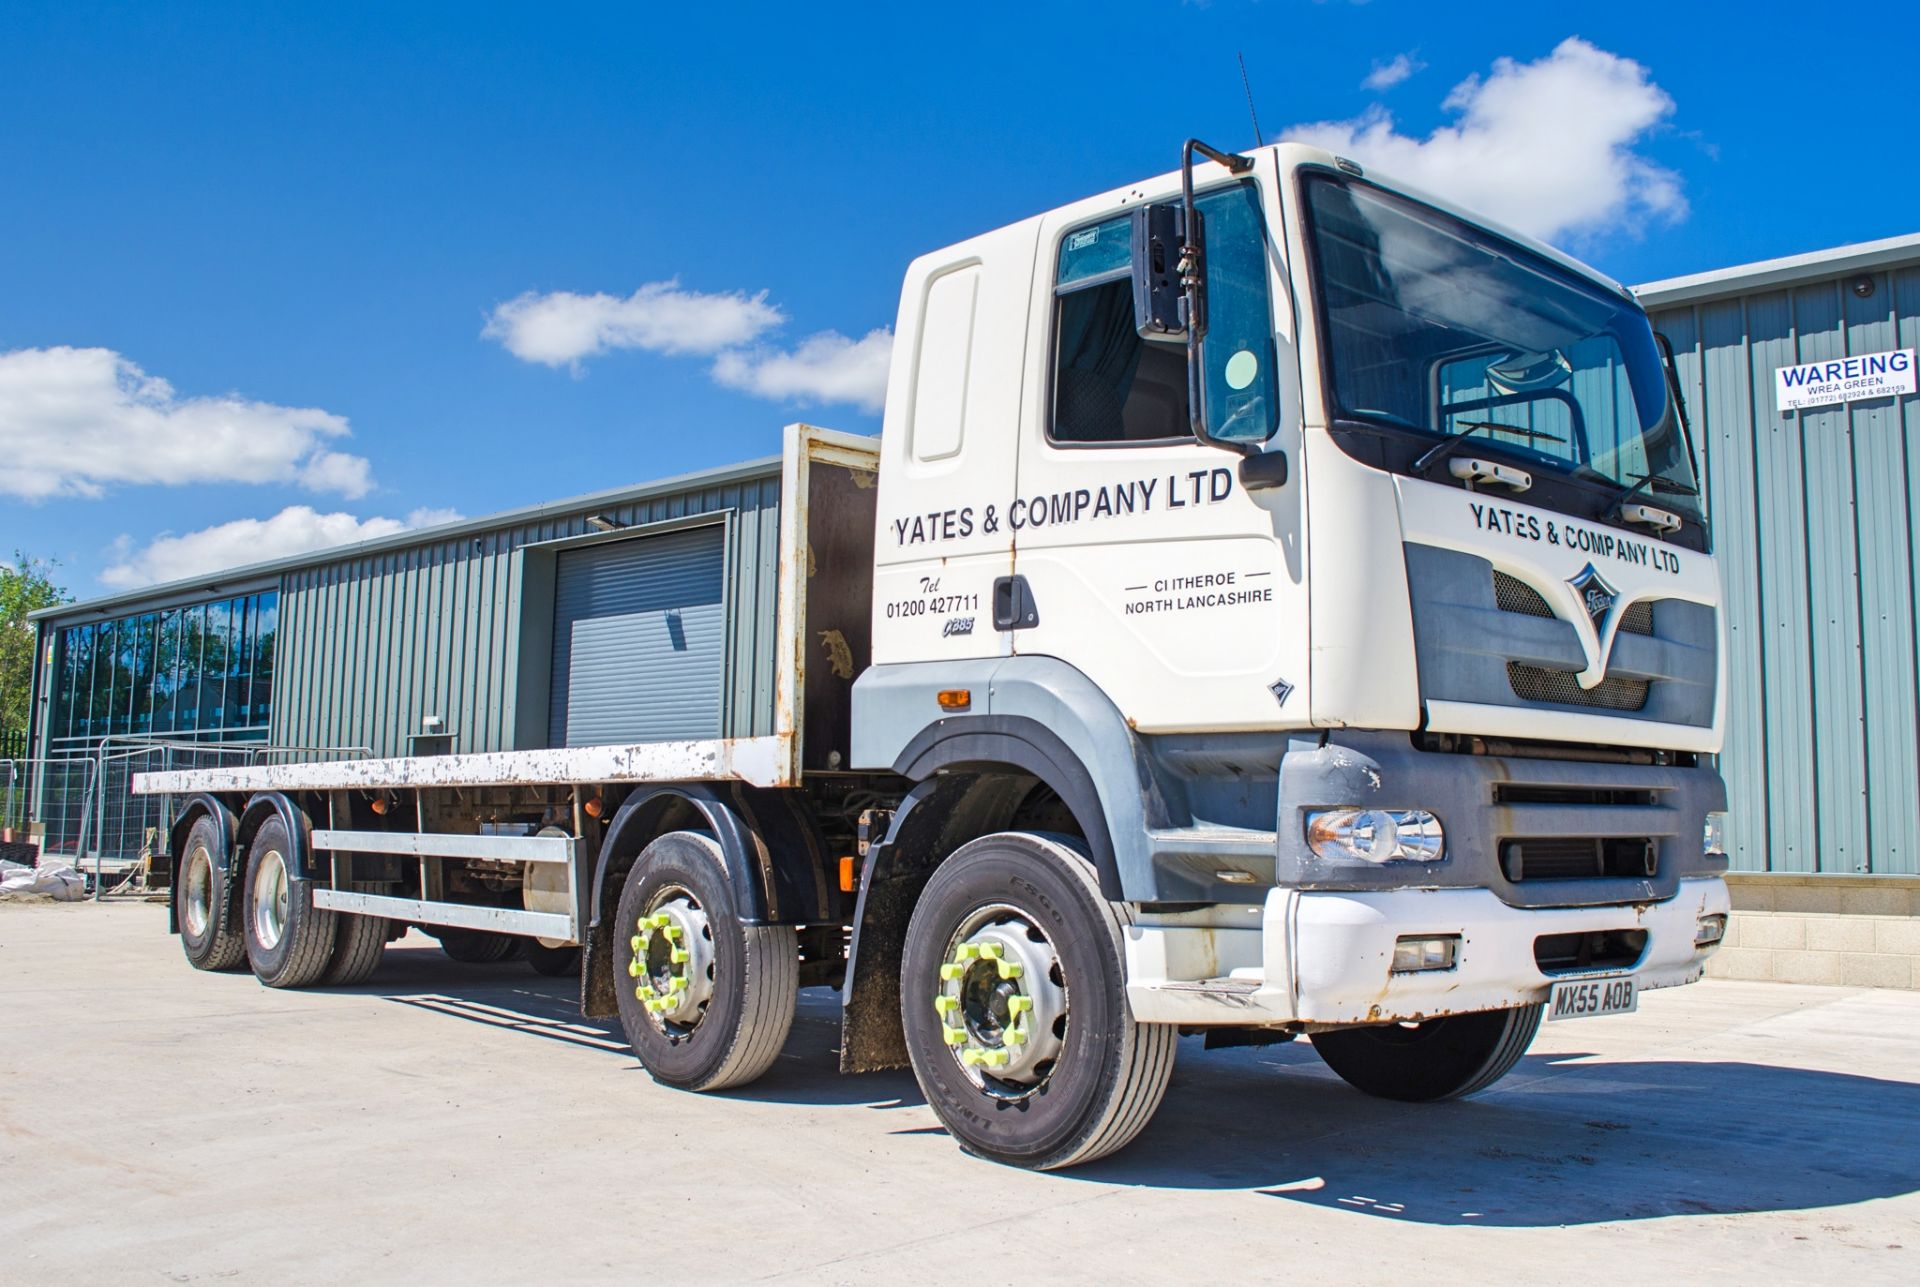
[893,716,1125,902]
[580,782,830,1020]
[234,792,317,881]
[166,793,239,936]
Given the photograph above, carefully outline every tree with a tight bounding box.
[1,553,70,750]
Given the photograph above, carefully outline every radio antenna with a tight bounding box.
[1238,52,1265,147]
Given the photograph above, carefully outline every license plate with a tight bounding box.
[1547,974,1638,1021]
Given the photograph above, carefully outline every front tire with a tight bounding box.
[612,831,797,1092]
[900,832,1175,1170]
[1310,1004,1543,1102]
[242,815,337,989]
[176,814,246,971]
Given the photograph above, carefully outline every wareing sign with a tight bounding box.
[1774,348,1915,412]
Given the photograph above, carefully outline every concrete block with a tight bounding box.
[1840,887,1910,916]
[1804,916,1878,953]
[1771,951,1841,986]
[1703,946,1771,981]
[1726,882,1775,912]
[1872,918,1920,956]
[1739,914,1807,950]
[1837,953,1914,989]
[1772,883,1844,914]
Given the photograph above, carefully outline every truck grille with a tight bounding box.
[1507,662,1651,711]
[1500,837,1658,881]
[1493,571,1653,635]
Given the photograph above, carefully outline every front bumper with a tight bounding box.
[1124,876,1729,1027]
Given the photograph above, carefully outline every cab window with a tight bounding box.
[1048,182,1278,447]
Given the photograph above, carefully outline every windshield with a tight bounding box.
[1303,175,1701,520]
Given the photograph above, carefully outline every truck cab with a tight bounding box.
[855,139,1728,1066]
[136,139,1731,1175]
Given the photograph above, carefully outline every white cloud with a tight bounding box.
[0,346,374,502]
[710,328,893,414]
[101,505,463,589]
[1286,37,1685,243]
[1362,52,1425,91]
[482,281,785,370]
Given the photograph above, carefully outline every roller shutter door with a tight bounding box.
[549,527,725,747]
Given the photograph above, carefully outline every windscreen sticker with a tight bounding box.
[1468,501,1682,575]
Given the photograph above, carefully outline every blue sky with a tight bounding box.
[3,0,1915,597]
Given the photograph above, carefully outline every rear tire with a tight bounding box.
[525,941,581,976]
[435,928,520,963]
[613,831,796,1092]
[321,908,389,986]
[242,815,337,989]
[900,832,1175,1170]
[1310,1004,1543,1102]
[176,814,246,972]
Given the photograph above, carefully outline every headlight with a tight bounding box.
[1703,811,1728,857]
[1305,809,1445,864]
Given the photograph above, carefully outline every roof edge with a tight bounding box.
[1636,231,1920,309]
[30,448,793,623]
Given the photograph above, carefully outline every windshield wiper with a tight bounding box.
[1603,470,1699,515]
[1413,420,1566,477]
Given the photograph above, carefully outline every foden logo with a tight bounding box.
[1567,563,1617,635]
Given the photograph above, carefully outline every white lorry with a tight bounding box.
[141,140,1731,1170]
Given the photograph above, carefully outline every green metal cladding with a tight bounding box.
[267,460,783,760]
[1649,246,1920,875]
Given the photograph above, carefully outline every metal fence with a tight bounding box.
[4,737,371,898]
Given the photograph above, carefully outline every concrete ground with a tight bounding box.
[2,902,1916,1285]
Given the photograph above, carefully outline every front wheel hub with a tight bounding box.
[628,890,715,1033]
[934,915,1067,1094]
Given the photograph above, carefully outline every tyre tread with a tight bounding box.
[1034,834,1176,1170]
[321,907,388,987]
[244,817,337,990]
[696,923,798,1092]
[178,816,248,972]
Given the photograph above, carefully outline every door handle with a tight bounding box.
[992,576,1039,631]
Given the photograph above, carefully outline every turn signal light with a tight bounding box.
[838,855,859,893]
[936,689,971,711]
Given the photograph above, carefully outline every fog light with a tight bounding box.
[1306,809,1445,864]
[1704,812,1728,857]
[1695,914,1727,947]
[1391,935,1459,973]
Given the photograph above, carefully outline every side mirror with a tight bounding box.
[1130,203,1193,338]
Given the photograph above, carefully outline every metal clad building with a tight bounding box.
[23,454,786,855]
[1642,233,1920,876]
[266,459,784,759]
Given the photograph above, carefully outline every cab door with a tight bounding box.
[869,220,1036,666]
[1009,162,1310,732]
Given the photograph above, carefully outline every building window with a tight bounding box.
[45,589,278,755]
